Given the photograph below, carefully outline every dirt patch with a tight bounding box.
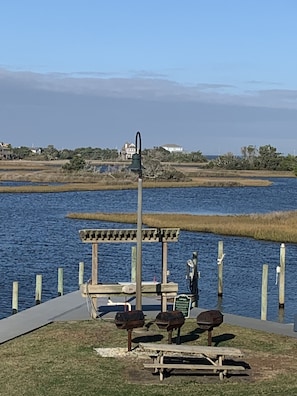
[243,351,297,382]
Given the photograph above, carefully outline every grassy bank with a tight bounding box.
[67,211,297,243]
[0,176,272,193]
[0,159,278,192]
[0,319,296,396]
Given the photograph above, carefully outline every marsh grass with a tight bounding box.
[0,177,272,193]
[67,211,297,243]
[0,319,297,396]
[0,160,273,193]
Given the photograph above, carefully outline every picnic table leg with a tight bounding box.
[217,355,226,380]
[160,354,165,381]
[154,353,162,373]
[219,370,228,380]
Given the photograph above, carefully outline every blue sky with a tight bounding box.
[1,0,297,154]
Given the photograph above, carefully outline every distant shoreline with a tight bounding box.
[1,159,290,192]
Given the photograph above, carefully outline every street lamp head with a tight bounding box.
[128,152,142,174]
[127,131,143,177]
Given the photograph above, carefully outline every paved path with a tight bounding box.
[0,291,296,345]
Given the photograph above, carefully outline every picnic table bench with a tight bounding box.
[139,342,246,381]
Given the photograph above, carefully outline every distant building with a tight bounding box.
[121,142,136,160]
[161,143,183,153]
[30,147,42,155]
[0,142,12,159]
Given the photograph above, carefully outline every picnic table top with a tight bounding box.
[139,343,244,358]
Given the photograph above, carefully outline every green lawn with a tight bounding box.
[0,319,296,396]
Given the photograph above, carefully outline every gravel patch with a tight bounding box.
[94,347,149,359]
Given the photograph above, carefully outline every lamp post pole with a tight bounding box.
[136,168,143,310]
[134,132,143,310]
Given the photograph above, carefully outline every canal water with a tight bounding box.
[0,177,297,322]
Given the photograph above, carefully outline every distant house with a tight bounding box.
[161,144,183,153]
[30,147,42,155]
[121,142,136,160]
[0,142,12,159]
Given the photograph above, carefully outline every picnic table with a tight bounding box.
[139,342,245,381]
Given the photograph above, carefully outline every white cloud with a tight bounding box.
[1,67,297,109]
[1,68,297,154]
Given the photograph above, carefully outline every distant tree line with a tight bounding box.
[9,143,297,175]
[207,144,297,173]
[10,144,207,163]
[11,145,119,161]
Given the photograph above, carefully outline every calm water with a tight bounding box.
[1,177,297,322]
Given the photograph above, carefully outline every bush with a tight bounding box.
[62,156,86,172]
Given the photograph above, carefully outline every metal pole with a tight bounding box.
[131,246,136,282]
[161,241,168,312]
[136,176,143,310]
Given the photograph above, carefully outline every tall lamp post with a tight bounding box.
[129,131,143,310]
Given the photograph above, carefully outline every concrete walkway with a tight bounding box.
[0,291,296,345]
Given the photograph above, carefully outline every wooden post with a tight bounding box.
[207,329,213,346]
[79,261,84,287]
[161,241,168,312]
[217,241,224,297]
[91,243,98,318]
[131,246,136,283]
[261,264,268,320]
[58,267,63,296]
[279,243,286,308]
[191,251,199,307]
[35,274,42,305]
[12,281,18,314]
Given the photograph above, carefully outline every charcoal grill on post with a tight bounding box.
[115,310,145,351]
[196,310,223,346]
[155,310,185,344]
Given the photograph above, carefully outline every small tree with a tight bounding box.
[62,156,86,172]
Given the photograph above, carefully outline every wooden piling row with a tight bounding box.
[10,241,288,321]
[11,262,85,315]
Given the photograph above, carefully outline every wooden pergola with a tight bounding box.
[79,228,180,318]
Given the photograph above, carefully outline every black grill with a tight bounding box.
[196,310,223,346]
[155,310,185,344]
[114,310,145,351]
